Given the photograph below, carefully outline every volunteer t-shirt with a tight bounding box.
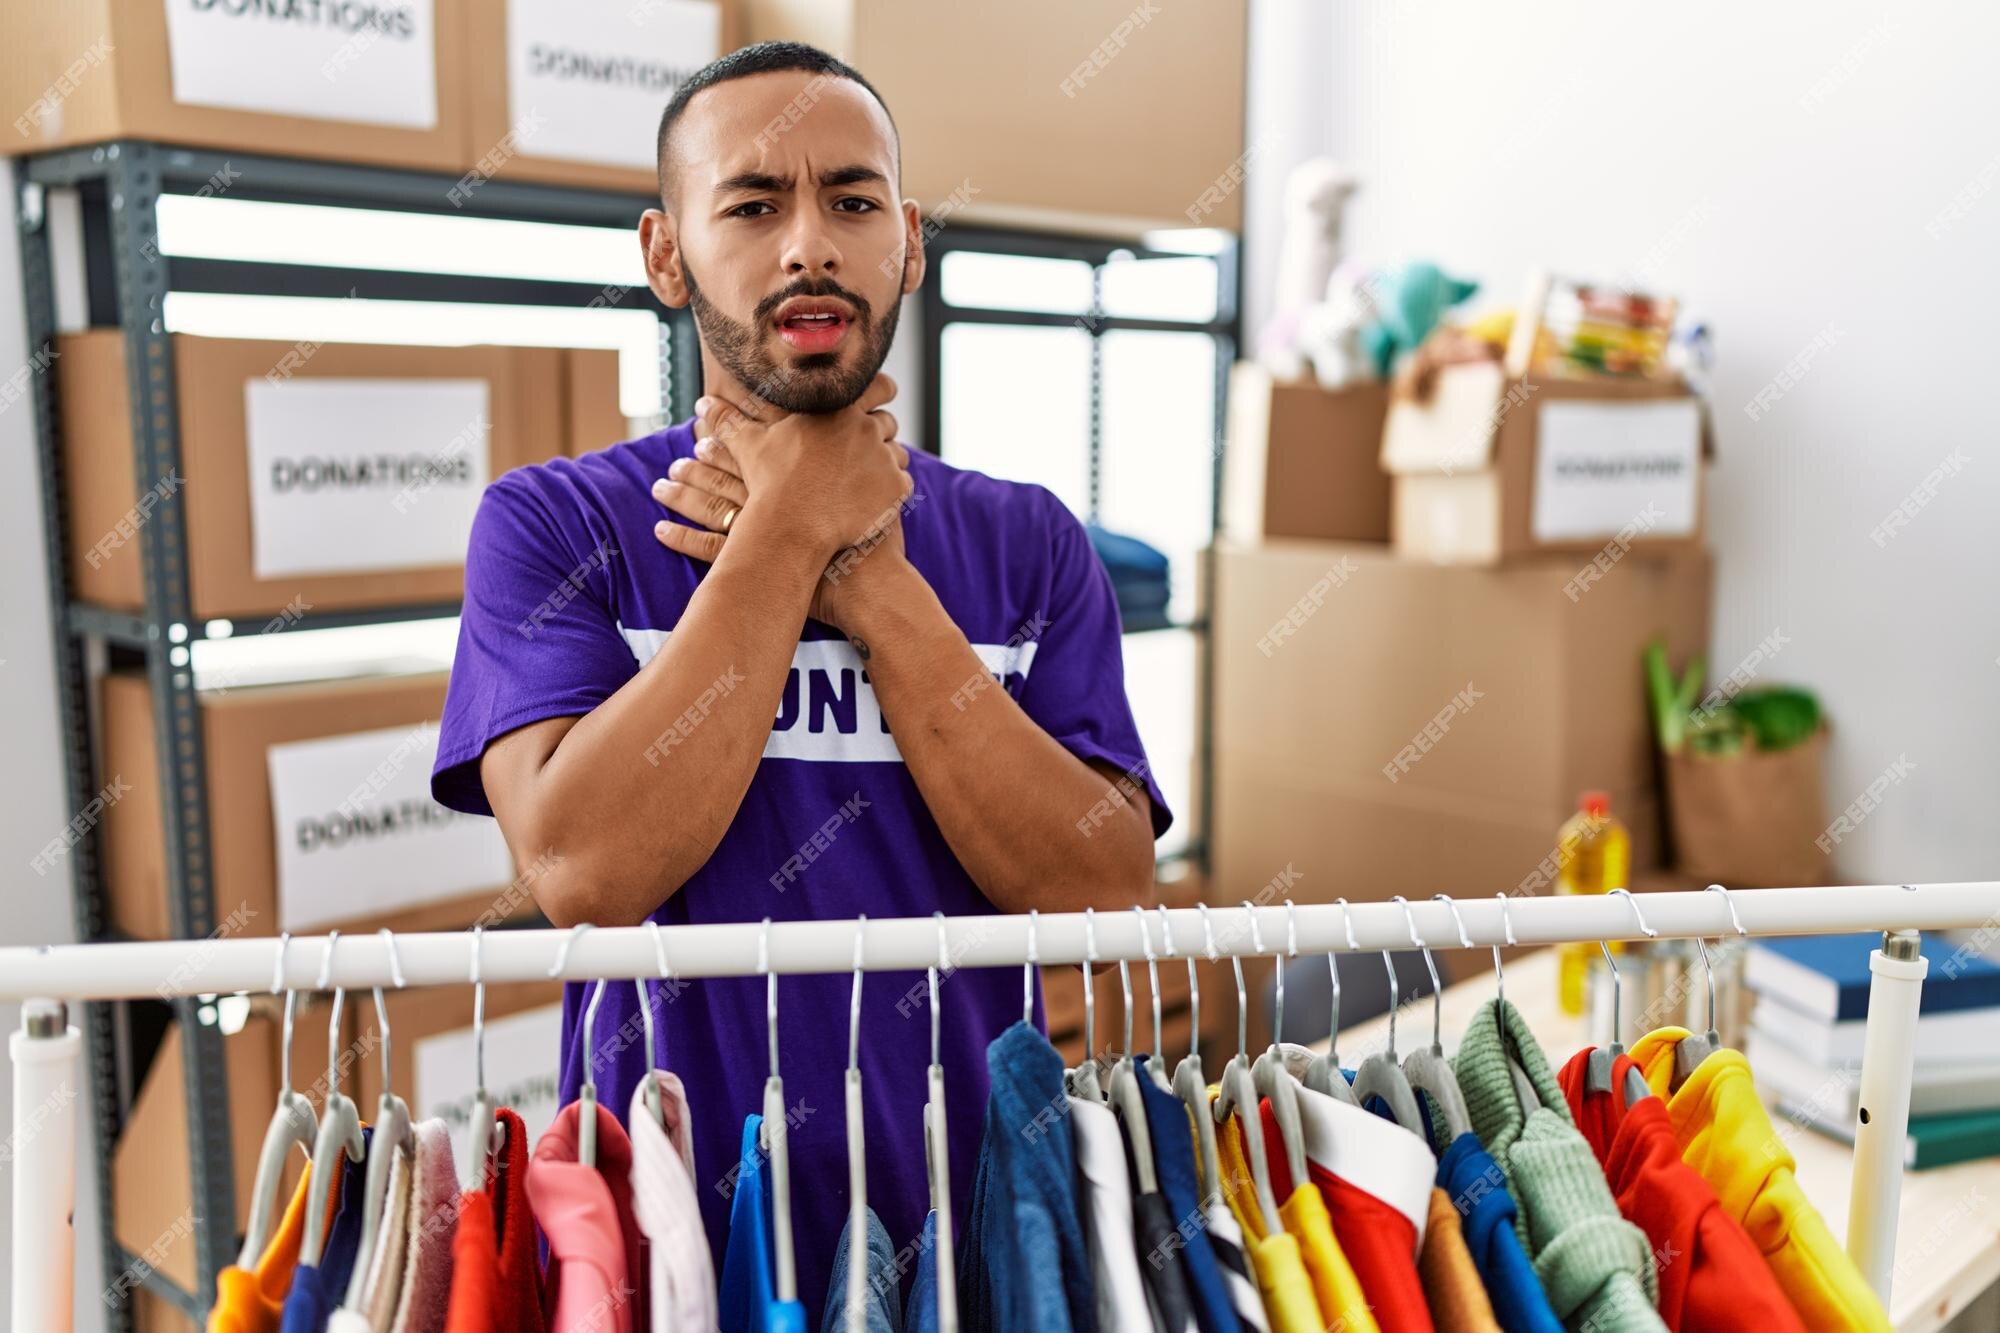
[433,420,1170,1323]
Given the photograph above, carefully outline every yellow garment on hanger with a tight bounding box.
[1211,1087,1379,1333]
[209,1161,336,1333]
[1630,1028,1891,1333]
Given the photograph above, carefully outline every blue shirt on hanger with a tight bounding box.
[280,1126,371,1333]
[1136,1057,1240,1333]
[1437,1131,1563,1333]
[720,1114,808,1333]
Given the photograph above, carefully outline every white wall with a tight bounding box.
[0,156,107,1329]
[1245,0,2000,883]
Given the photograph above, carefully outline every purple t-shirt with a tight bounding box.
[432,418,1169,1324]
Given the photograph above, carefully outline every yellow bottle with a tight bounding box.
[1555,791,1630,1016]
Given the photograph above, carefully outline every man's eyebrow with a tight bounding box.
[715,170,791,195]
[819,165,888,189]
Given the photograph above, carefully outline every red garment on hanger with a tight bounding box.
[445,1107,547,1333]
[1557,1050,1804,1333]
[528,1100,649,1333]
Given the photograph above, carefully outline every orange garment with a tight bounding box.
[208,1161,338,1333]
[1417,1188,1500,1333]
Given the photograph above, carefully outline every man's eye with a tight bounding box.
[833,197,879,213]
[730,201,775,218]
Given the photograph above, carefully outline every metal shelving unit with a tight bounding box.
[14,138,694,1323]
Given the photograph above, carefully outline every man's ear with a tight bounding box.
[899,198,928,297]
[639,209,691,310]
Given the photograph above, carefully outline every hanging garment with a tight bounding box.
[1416,1189,1499,1333]
[629,1073,717,1333]
[385,1118,459,1333]
[1212,1100,1367,1333]
[212,1160,341,1333]
[1434,1133,1562,1333]
[719,1114,809,1333]
[1628,1029,1892,1332]
[956,1020,1094,1333]
[1199,1202,1268,1333]
[445,1108,547,1333]
[435,421,1174,1333]
[283,1128,373,1333]
[907,1212,939,1333]
[327,1140,413,1333]
[1132,1191,1200,1333]
[1455,1002,1662,1333]
[528,1100,648,1333]
[1069,1093,1158,1333]
[820,1206,904,1333]
[1134,1058,1241,1333]
[1259,1087,1436,1333]
[1558,1050,1805,1333]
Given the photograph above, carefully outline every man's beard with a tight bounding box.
[682,260,900,415]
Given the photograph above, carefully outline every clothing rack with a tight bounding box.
[11,881,1996,1328]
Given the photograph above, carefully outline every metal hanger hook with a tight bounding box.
[1241,900,1273,1047]
[1609,887,1659,940]
[469,926,487,1097]
[1082,906,1099,1064]
[271,932,295,1093]
[849,916,866,1074]
[1023,909,1039,1027]
[549,923,607,1091]
[317,930,344,1097]
[1329,898,1356,1064]
[761,917,779,1081]
[1381,948,1400,1061]
[1706,883,1746,936]
[1132,905,1162,1058]
[1492,894,1516,1010]
[1393,896,1444,1055]
[372,927,405,1095]
[642,920,670,1069]
[1433,895,1474,948]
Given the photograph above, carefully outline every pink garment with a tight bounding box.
[389,1119,461,1333]
[526,1101,646,1333]
[627,1072,716,1333]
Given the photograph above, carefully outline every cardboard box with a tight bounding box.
[1382,362,1714,566]
[113,999,343,1298]
[59,332,626,622]
[1223,363,1390,545]
[2,0,467,171]
[352,979,567,1150]
[101,671,540,941]
[464,0,743,194]
[745,0,1249,233]
[1208,539,1712,907]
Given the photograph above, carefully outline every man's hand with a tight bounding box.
[653,375,916,631]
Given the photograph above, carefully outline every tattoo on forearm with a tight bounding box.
[849,635,872,661]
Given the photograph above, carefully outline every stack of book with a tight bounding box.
[1745,932,2000,1169]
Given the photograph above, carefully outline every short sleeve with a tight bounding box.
[431,474,637,815]
[1015,492,1174,841]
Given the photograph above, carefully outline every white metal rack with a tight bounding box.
[10,881,1997,1329]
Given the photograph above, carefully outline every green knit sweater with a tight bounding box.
[1455,998,1664,1333]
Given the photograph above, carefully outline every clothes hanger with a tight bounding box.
[1303,899,1359,1104]
[302,931,367,1268]
[758,917,798,1306]
[1348,925,1426,1130]
[1139,905,1175,1091]
[1109,942,1161,1196]
[1398,897,1473,1142]
[1245,902,1309,1189]
[1206,904,1285,1235]
[1489,893,1545,1112]
[1067,908,1104,1102]
[1671,884,1746,1090]
[1173,908,1224,1202]
[923,912,959,1333]
[548,924,610,1169]
[844,917,869,1333]
[1023,908,1040,1029]
[462,925,504,1194]
[344,930,416,1310]
[1585,888,1658,1105]
[239,934,320,1268]
[638,920,671,1132]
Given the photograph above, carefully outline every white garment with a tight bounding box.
[354,1138,414,1327]
[628,1071,717,1333]
[1067,1094,1156,1333]
[328,1312,373,1333]
[1291,1078,1436,1253]
[390,1118,460,1333]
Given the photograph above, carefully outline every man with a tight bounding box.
[431,39,1167,1320]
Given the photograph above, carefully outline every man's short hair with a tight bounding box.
[655,40,898,202]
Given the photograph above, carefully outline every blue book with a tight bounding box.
[1744,933,2000,1024]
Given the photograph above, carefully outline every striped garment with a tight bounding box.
[1202,1201,1270,1333]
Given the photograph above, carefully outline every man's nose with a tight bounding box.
[779,215,841,277]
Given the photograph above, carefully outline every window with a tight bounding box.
[922,226,1239,863]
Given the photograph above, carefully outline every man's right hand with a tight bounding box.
[659,374,910,566]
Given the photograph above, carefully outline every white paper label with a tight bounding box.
[505,0,721,168]
[267,722,514,932]
[1531,399,1702,543]
[163,0,439,128]
[414,1004,564,1147]
[243,378,491,580]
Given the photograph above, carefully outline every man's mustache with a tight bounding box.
[753,278,873,325]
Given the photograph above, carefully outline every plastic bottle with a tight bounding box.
[1555,791,1630,1016]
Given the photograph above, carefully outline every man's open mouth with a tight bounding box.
[774,298,855,354]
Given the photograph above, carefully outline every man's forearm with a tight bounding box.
[513,524,824,926]
[847,562,1156,914]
